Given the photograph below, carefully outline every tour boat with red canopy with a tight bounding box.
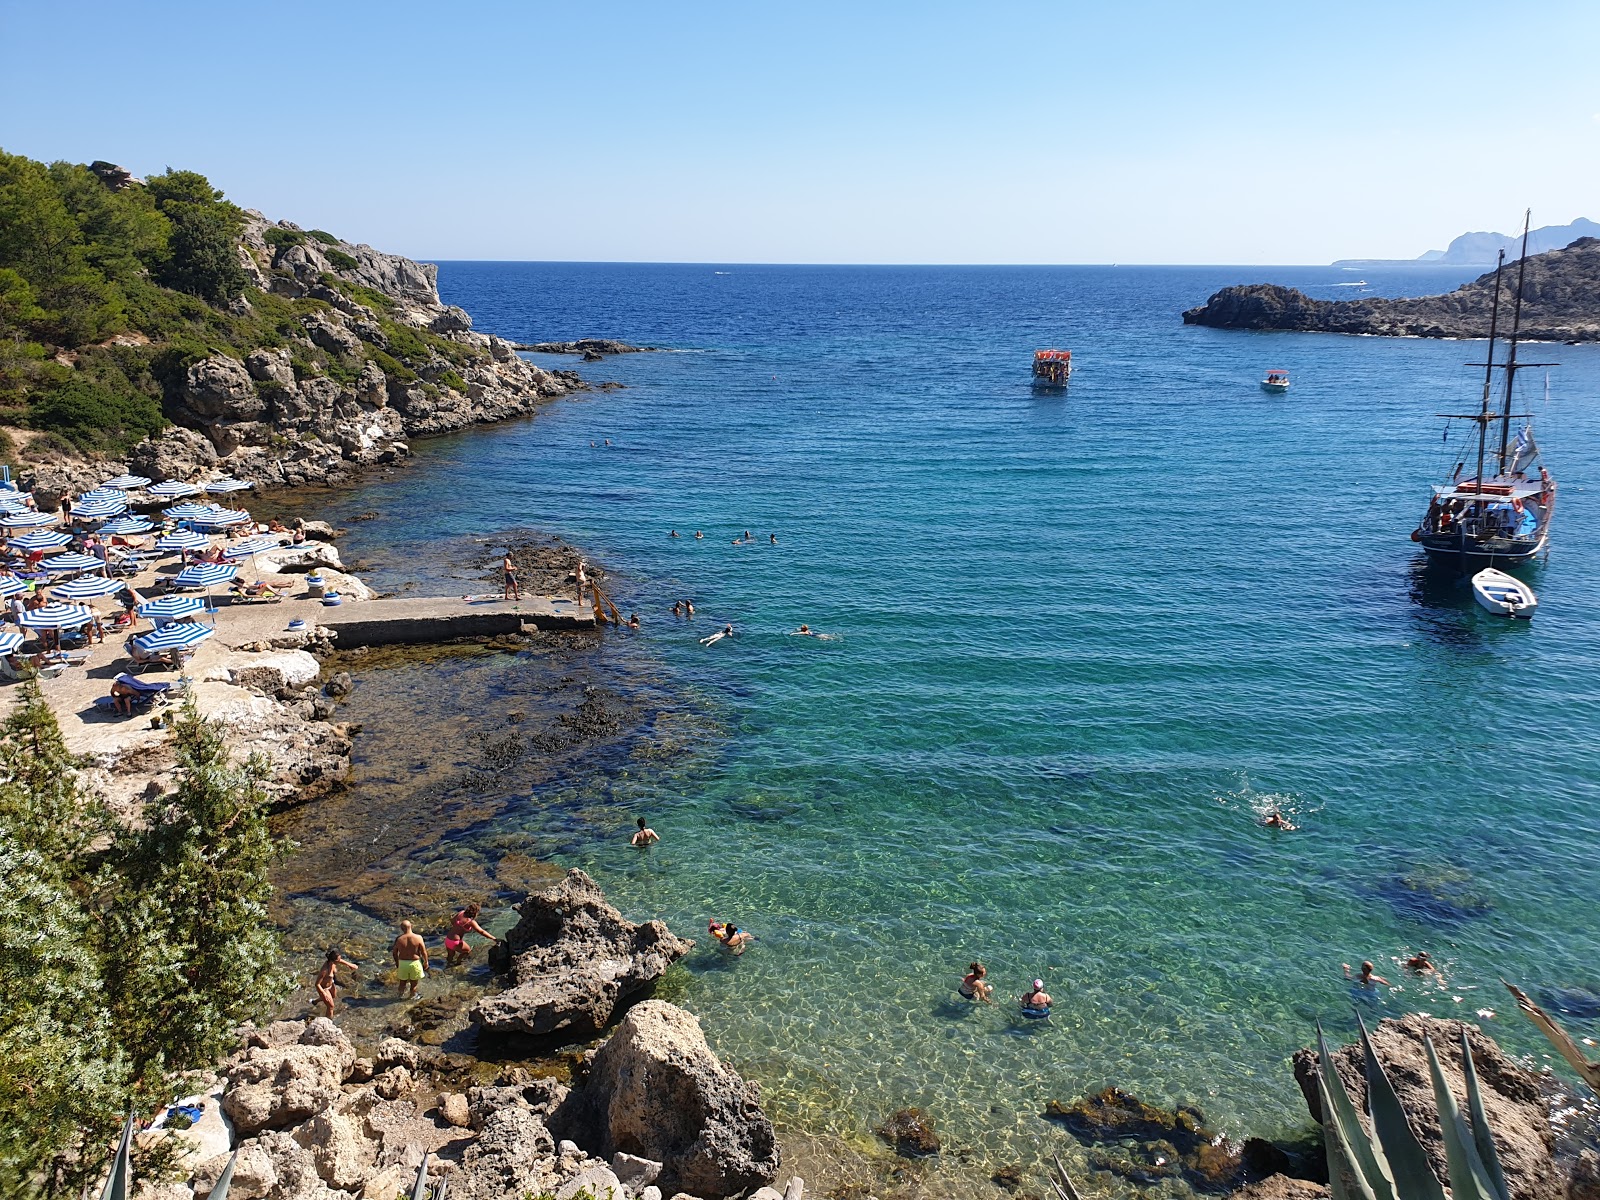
[1032,349,1071,389]
[1261,369,1290,393]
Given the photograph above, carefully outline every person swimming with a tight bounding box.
[631,817,660,847]
[791,625,815,636]
[1404,951,1437,975]
[1264,809,1297,830]
[701,623,733,646]
[959,962,993,1003]
[708,919,753,955]
[1020,978,1052,1017]
[1344,960,1390,988]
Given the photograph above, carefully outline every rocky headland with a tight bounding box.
[516,340,657,359]
[1183,237,1600,341]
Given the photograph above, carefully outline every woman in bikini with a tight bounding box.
[315,949,360,1018]
[444,903,498,967]
[959,961,993,1003]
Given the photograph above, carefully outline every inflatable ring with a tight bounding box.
[1021,1007,1051,1020]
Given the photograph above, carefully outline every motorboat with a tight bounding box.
[1471,567,1537,618]
[1032,349,1071,389]
[1261,369,1290,393]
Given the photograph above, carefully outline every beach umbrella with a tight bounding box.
[19,602,94,630]
[79,487,128,503]
[223,534,282,560]
[193,508,252,528]
[101,474,151,490]
[99,516,153,536]
[204,478,253,493]
[53,575,127,601]
[174,562,237,589]
[164,502,222,520]
[8,529,73,551]
[73,498,129,520]
[0,630,21,655]
[148,480,200,498]
[0,490,32,509]
[136,594,206,623]
[132,623,214,655]
[156,530,211,553]
[0,578,31,598]
[0,511,58,528]
[40,552,106,575]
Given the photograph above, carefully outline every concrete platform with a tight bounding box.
[314,593,593,645]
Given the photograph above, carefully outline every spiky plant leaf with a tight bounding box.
[1505,982,1600,1092]
[99,1115,135,1200]
[433,1179,449,1200]
[1460,1028,1511,1200]
[411,1152,431,1200]
[1318,1023,1397,1200]
[1425,1035,1501,1200]
[1357,1015,1447,1200]
[211,1149,240,1200]
[1319,1068,1379,1200]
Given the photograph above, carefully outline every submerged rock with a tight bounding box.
[1044,1086,1245,1192]
[469,868,693,1042]
[875,1108,940,1157]
[551,999,780,1199]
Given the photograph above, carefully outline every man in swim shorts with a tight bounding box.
[392,920,429,998]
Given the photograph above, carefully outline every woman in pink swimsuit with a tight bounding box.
[444,903,498,967]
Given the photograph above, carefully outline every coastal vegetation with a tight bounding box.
[0,681,282,1196]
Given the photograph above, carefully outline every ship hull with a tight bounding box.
[1416,530,1548,568]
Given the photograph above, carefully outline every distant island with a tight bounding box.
[1184,237,1600,341]
[1333,216,1600,267]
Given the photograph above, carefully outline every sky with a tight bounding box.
[3,0,1599,264]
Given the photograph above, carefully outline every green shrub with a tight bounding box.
[27,374,165,455]
[324,248,358,272]
[262,227,306,248]
[437,369,467,392]
[308,229,340,245]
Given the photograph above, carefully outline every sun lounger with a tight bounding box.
[94,672,178,716]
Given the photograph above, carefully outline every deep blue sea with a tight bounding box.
[313,263,1600,1193]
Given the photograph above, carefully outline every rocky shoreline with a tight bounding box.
[1182,237,1600,341]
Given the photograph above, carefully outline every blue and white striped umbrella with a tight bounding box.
[79,487,128,503]
[223,535,282,559]
[192,508,252,528]
[148,480,200,498]
[203,478,253,493]
[99,516,153,536]
[19,602,94,629]
[8,529,73,551]
[132,623,214,654]
[0,511,58,528]
[101,474,152,490]
[0,630,21,655]
[174,562,237,589]
[164,502,222,520]
[73,498,129,520]
[136,594,206,622]
[0,490,31,509]
[0,578,31,598]
[53,575,128,601]
[156,530,211,552]
[41,552,106,575]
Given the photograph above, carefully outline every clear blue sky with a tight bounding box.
[3,0,1597,264]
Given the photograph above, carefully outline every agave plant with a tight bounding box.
[1505,981,1600,1093]
[98,1113,240,1200]
[1313,1016,1510,1200]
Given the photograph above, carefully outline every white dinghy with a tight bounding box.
[1471,567,1537,619]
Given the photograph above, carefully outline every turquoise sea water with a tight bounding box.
[313,264,1600,1192]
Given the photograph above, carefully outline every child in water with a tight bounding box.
[959,962,993,1003]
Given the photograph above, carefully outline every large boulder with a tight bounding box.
[1291,1015,1559,1200]
[450,1107,560,1200]
[551,1000,779,1200]
[128,426,219,482]
[222,1043,346,1136]
[470,869,693,1042]
[291,1109,378,1190]
[186,355,265,420]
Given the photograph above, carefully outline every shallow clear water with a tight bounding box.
[306,263,1600,1193]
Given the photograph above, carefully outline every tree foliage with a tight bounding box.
[0,683,285,1195]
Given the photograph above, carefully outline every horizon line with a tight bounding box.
[417,258,1476,269]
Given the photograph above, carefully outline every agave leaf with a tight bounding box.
[1505,981,1600,1092]
[432,1178,449,1200]
[210,1150,240,1200]
[1357,1014,1447,1200]
[1049,1150,1084,1200]
[99,1114,136,1200]
[1318,1023,1397,1200]
[1425,1035,1500,1200]
[1460,1028,1512,1200]
[1319,1068,1379,1200]
[410,1152,431,1200]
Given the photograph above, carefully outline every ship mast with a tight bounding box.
[1472,250,1505,497]
[1496,210,1533,471]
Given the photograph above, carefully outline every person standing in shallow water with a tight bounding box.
[391,920,428,998]
[444,903,497,967]
[631,817,660,846]
[314,949,359,1018]
[959,962,993,1003]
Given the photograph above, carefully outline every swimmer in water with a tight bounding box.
[685,599,695,615]
[1404,951,1437,975]
[1344,960,1390,988]
[631,817,660,847]
[1020,979,1052,1013]
[1264,809,1297,831]
[694,531,704,540]
[770,533,777,544]
[628,612,640,629]
[670,530,680,538]
[959,962,993,1003]
[672,601,683,617]
[791,625,816,636]
[701,623,733,646]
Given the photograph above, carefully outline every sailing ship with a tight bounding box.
[1412,213,1557,568]
[1032,349,1072,389]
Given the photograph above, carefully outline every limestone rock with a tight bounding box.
[1230,1178,1330,1200]
[375,1037,420,1073]
[246,348,295,388]
[428,306,473,334]
[450,1107,558,1200]
[372,1065,412,1101]
[193,1141,276,1200]
[246,1020,313,1051]
[1291,1014,1559,1200]
[612,1151,663,1188]
[186,355,264,421]
[228,651,322,696]
[129,426,219,482]
[291,1109,377,1190]
[556,1165,626,1200]
[222,1043,346,1136]
[470,869,693,1042]
[257,543,344,574]
[438,1092,471,1129]
[551,1000,779,1199]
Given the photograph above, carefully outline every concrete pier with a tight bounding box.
[316,594,593,645]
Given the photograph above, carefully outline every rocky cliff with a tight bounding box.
[119,214,580,489]
[1185,238,1600,341]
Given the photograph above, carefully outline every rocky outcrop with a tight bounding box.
[553,1000,780,1200]
[517,339,656,355]
[1184,237,1600,341]
[1045,1086,1257,1192]
[470,869,693,1042]
[1291,1014,1560,1200]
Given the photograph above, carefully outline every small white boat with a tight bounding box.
[1471,568,1537,618]
[1261,369,1290,393]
